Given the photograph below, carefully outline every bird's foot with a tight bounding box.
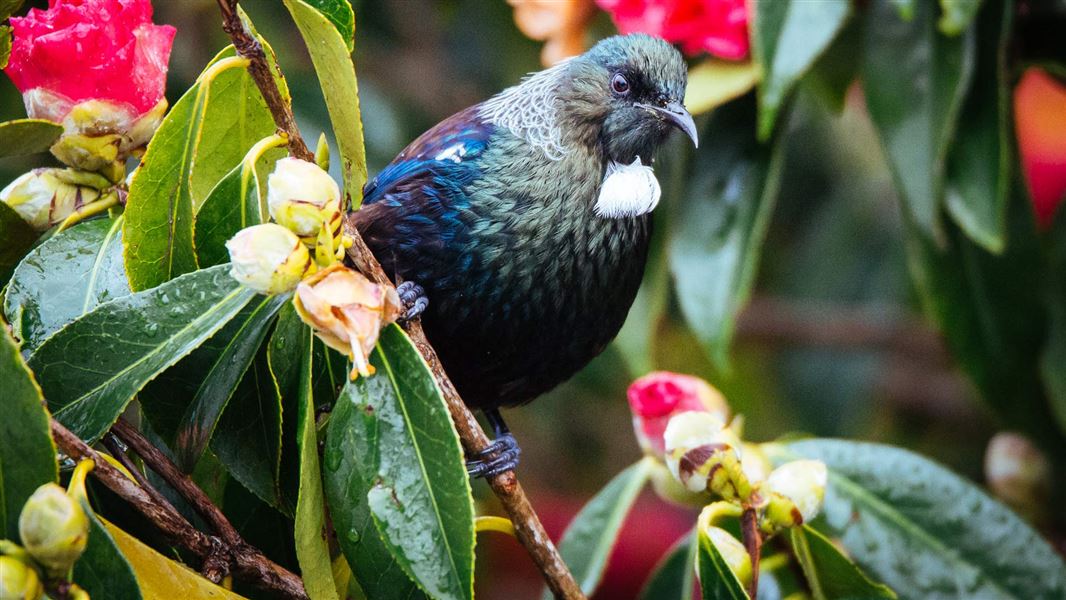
[396,280,429,323]
[466,433,521,479]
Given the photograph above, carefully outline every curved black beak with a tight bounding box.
[638,101,699,148]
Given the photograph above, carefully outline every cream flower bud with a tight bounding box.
[18,483,89,577]
[1,169,102,231]
[595,157,661,218]
[226,223,312,294]
[267,157,342,237]
[760,459,827,533]
[294,264,403,379]
[985,432,1051,519]
[664,411,750,502]
[0,555,44,600]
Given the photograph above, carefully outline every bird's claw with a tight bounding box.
[466,433,521,479]
[396,281,428,323]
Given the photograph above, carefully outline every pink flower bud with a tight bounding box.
[4,0,175,169]
[627,371,728,457]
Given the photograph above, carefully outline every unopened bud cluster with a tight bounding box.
[227,158,399,380]
[0,168,112,231]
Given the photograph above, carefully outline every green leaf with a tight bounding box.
[862,0,975,241]
[789,525,896,600]
[0,1,23,22]
[0,119,63,157]
[124,48,278,291]
[270,303,307,512]
[28,264,255,443]
[294,330,340,600]
[803,21,862,114]
[753,0,851,140]
[75,505,142,600]
[323,334,427,600]
[889,0,915,20]
[546,459,653,598]
[303,0,355,51]
[0,26,12,71]
[696,524,749,600]
[5,216,129,353]
[669,98,785,370]
[1042,210,1066,436]
[195,135,288,267]
[0,321,57,538]
[639,531,696,600]
[0,199,40,285]
[769,439,1066,598]
[944,0,1011,253]
[284,0,368,207]
[174,293,287,470]
[331,325,474,600]
[939,0,984,35]
[685,60,759,116]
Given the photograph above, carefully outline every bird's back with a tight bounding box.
[352,102,651,409]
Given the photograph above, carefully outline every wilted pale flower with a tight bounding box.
[595,157,661,218]
[18,483,90,577]
[985,432,1051,519]
[267,157,343,238]
[664,411,750,502]
[294,264,403,379]
[0,555,44,600]
[759,459,827,533]
[628,371,729,458]
[5,0,176,171]
[226,223,312,295]
[1,168,103,231]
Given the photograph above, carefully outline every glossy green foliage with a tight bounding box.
[789,525,895,600]
[28,264,254,443]
[0,118,62,157]
[0,202,39,285]
[324,325,472,600]
[772,440,1066,598]
[1043,211,1066,435]
[639,532,696,600]
[74,504,142,600]
[670,98,785,369]
[5,216,129,352]
[0,322,56,537]
[303,0,355,50]
[547,459,652,598]
[696,524,748,600]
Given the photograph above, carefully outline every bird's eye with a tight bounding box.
[611,73,630,96]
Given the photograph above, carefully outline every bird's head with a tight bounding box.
[564,34,695,163]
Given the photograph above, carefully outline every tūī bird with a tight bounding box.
[350,34,696,477]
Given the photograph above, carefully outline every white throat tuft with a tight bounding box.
[595,158,661,219]
[478,59,572,161]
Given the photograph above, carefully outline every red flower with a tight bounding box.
[596,0,749,60]
[1015,68,1066,230]
[5,0,175,123]
[627,371,728,456]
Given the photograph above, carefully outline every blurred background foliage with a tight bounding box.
[4,1,1066,598]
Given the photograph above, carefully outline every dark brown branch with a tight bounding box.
[214,3,584,596]
[740,507,762,599]
[215,0,312,162]
[51,420,309,600]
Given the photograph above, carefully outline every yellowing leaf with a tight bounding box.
[685,60,760,116]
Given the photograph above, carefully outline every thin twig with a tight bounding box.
[211,2,585,597]
[740,507,762,599]
[51,420,309,599]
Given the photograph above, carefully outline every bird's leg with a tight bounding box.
[396,280,429,323]
[466,409,521,479]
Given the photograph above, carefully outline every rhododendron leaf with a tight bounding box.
[326,325,473,600]
[753,0,851,140]
[544,459,653,599]
[685,60,759,116]
[293,331,341,600]
[103,520,248,599]
[284,0,368,208]
[670,98,785,370]
[696,525,749,600]
[5,216,130,353]
[944,0,1010,253]
[639,531,696,600]
[939,0,983,35]
[27,264,255,443]
[769,440,1066,599]
[75,502,142,600]
[304,0,355,51]
[863,0,975,242]
[0,201,39,285]
[789,525,896,600]
[0,320,57,538]
[0,118,62,157]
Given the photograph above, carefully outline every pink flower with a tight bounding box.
[5,0,175,123]
[627,371,728,456]
[596,0,749,60]
[1014,68,1066,230]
